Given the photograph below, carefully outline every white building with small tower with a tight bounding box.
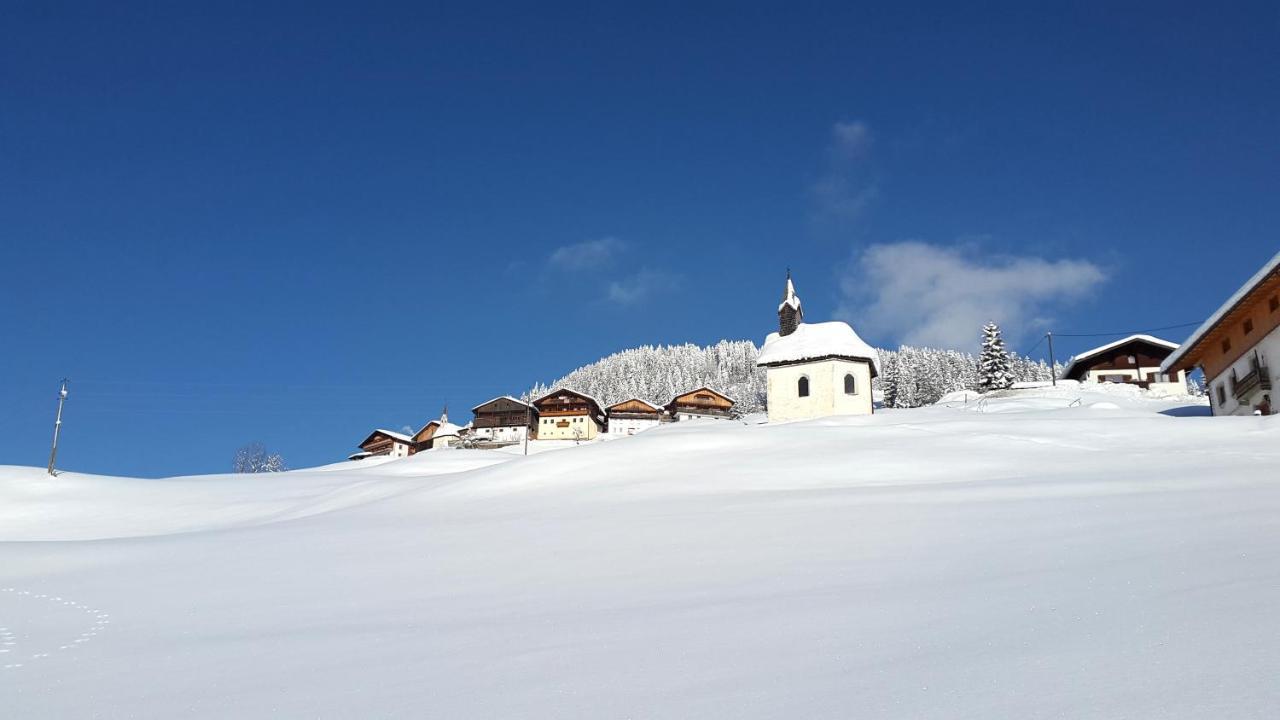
[756,271,881,423]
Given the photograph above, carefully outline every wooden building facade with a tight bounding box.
[1163,251,1280,416]
[666,387,735,420]
[532,388,606,440]
[606,398,664,435]
[1061,335,1185,392]
[471,396,537,444]
[358,429,415,458]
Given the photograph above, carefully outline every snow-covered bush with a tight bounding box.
[233,442,287,473]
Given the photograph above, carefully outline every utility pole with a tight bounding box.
[1046,332,1057,387]
[523,405,530,456]
[47,379,69,476]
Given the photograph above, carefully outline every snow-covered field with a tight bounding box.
[3,387,1278,718]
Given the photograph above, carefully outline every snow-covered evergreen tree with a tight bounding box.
[978,322,1014,392]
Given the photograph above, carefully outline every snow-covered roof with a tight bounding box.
[756,321,881,375]
[470,395,532,412]
[1060,334,1179,378]
[361,429,413,446]
[670,386,737,405]
[607,398,662,412]
[432,422,464,438]
[531,387,606,412]
[1161,250,1280,374]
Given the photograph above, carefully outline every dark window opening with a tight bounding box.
[844,374,856,394]
[798,376,810,397]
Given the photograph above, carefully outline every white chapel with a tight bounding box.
[756,271,881,422]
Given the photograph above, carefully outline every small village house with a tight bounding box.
[357,429,415,458]
[1060,334,1187,393]
[606,398,665,435]
[532,388,606,440]
[665,388,735,421]
[412,408,465,450]
[1162,250,1280,416]
[470,396,537,444]
[756,271,880,423]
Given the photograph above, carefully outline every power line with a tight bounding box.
[1049,321,1204,338]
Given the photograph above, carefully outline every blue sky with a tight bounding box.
[2,2,1278,477]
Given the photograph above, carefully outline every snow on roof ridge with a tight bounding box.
[1061,334,1179,377]
[608,397,663,411]
[756,321,881,375]
[532,386,606,410]
[672,386,737,404]
[1161,249,1280,373]
[373,429,413,443]
[470,395,532,412]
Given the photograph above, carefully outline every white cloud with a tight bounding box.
[838,241,1107,349]
[606,269,680,306]
[548,237,625,271]
[830,120,872,161]
[812,120,877,221]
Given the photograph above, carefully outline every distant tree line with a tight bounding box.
[525,325,1065,413]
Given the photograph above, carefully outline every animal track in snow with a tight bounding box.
[0,587,111,670]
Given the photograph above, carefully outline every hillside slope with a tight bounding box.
[2,389,1276,718]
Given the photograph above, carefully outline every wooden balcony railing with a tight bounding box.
[1233,366,1271,402]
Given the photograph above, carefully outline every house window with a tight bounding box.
[1222,338,1232,353]
[1272,295,1279,313]
[798,376,810,397]
[1217,383,1226,406]
[1244,318,1254,335]
[844,374,856,394]
[1127,355,1137,365]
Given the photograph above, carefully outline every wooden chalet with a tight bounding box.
[1061,334,1184,390]
[606,398,664,435]
[358,429,414,458]
[532,388,606,440]
[471,396,537,444]
[666,387,735,420]
[1162,250,1280,416]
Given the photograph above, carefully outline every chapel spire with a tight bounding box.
[778,269,803,336]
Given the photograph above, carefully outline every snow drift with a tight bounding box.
[1,387,1276,719]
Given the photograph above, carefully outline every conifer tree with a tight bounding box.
[978,322,1014,392]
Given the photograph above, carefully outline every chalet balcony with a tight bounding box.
[1232,366,1272,402]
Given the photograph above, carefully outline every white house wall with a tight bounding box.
[536,415,602,441]
[472,425,528,443]
[766,358,874,423]
[1207,324,1280,416]
[608,418,662,435]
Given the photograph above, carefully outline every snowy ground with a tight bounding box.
[3,387,1278,718]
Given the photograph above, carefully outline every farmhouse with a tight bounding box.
[357,429,415,458]
[665,388,735,420]
[532,388,606,440]
[756,271,880,423]
[1162,250,1280,416]
[607,398,665,435]
[1060,334,1187,393]
[471,396,536,444]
